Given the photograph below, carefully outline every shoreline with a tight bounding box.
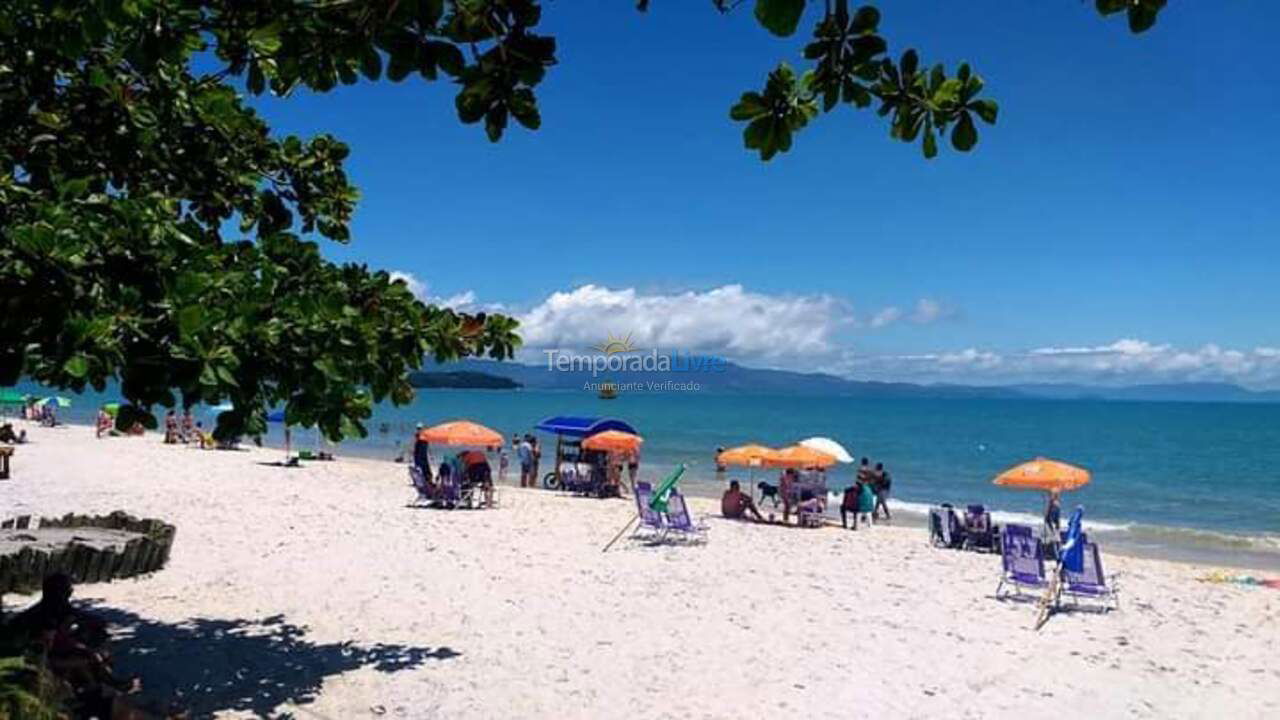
[12,416,1278,573]
[3,422,1278,718]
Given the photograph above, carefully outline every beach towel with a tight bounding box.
[857,483,875,513]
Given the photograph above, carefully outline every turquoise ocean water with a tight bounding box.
[11,384,1280,569]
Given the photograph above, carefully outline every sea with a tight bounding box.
[9,384,1280,570]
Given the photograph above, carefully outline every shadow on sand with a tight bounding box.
[85,603,459,719]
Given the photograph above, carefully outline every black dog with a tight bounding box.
[757,481,781,507]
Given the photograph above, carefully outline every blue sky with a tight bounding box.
[249,2,1280,387]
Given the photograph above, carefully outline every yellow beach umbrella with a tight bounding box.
[993,457,1091,492]
[765,444,838,469]
[717,444,779,468]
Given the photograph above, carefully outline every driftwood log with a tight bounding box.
[0,511,176,595]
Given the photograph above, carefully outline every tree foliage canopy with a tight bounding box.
[0,0,1164,440]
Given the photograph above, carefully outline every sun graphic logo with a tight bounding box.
[592,332,639,355]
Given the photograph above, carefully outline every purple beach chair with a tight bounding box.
[996,524,1049,599]
[1060,541,1120,611]
[963,504,995,552]
[408,466,433,506]
[663,491,708,542]
[631,482,666,540]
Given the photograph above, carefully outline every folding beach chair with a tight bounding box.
[408,466,433,506]
[963,504,996,552]
[996,524,1049,599]
[631,482,666,540]
[929,505,966,549]
[1060,541,1120,611]
[663,491,708,542]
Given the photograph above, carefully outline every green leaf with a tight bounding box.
[360,47,382,80]
[923,129,938,159]
[951,112,978,151]
[971,99,999,124]
[177,305,204,337]
[730,92,769,120]
[63,355,88,379]
[1128,5,1159,33]
[754,0,806,37]
[1095,0,1127,16]
[900,50,919,78]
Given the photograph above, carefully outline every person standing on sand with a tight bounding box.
[1044,490,1062,534]
[412,425,432,480]
[516,434,533,487]
[714,446,726,484]
[871,462,891,522]
[626,448,640,488]
[780,468,797,525]
[530,434,542,487]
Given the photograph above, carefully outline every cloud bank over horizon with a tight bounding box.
[396,278,1280,389]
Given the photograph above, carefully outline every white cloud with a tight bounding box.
[389,271,492,312]
[866,298,954,329]
[516,284,854,361]
[841,339,1280,389]
[869,307,902,329]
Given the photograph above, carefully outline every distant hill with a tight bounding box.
[407,370,521,390]
[1010,382,1280,404]
[423,358,1280,403]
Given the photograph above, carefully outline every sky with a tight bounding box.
[249,1,1280,388]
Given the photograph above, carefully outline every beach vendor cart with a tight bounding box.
[534,415,639,496]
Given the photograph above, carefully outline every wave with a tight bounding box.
[882,498,1280,555]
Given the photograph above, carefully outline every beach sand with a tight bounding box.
[2,424,1277,719]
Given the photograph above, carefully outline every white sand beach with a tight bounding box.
[3,424,1278,719]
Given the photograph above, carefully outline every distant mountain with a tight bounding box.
[422,359,1280,404]
[427,358,1027,399]
[1011,382,1280,404]
[407,370,521,390]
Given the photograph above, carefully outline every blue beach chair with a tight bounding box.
[631,482,666,540]
[996,524,1049,599]
[1060,541,1120,611]
[663,491,708,542]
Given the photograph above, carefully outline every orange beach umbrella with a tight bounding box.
[765,444,838,469]
[581,430,644,453]
[717,444,780,468]
[417,420,504,447]
[993,457,1091,492]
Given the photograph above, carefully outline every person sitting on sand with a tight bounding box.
[0,422,26,444]
[96,409,113,438]
[721,480,766,522]
[2,573,146,718]
[163,410,179,444]
[179,410,195,443]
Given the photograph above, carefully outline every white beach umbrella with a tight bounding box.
[799,436,853,464]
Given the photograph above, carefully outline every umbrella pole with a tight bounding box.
[602,514,639,553]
